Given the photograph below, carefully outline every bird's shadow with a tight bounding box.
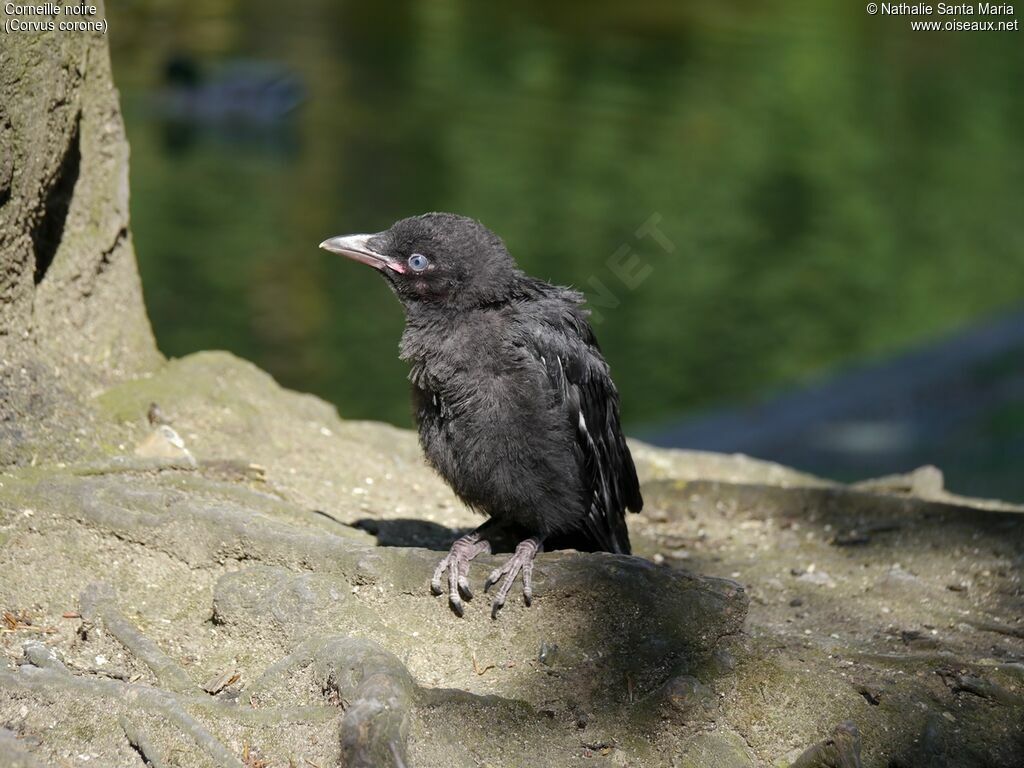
[351,517,526,553]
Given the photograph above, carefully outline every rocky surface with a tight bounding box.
[1,351,1022,767]
[2,17,1023,768]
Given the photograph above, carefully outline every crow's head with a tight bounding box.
[320,213,521,309]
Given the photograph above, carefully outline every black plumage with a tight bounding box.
[320,213,642,617]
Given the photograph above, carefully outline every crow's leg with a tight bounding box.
[484,536,544,618]
[431,525,493,616]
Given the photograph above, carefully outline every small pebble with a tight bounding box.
[797,570,835,588]
[538,641,559,666]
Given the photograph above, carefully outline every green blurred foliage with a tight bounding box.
[109,0,1024,430]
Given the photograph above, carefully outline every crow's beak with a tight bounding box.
[319,234,405,274]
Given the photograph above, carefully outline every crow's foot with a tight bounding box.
[484,536,543,619]
[431,531,492,616]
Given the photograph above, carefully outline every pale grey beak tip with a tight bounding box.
[319,233,398,272]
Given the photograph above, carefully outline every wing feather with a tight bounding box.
[528,307,642,554]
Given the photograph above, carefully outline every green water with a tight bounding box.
[108,1,1024,433]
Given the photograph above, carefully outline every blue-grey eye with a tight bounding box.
[408,253,430,271]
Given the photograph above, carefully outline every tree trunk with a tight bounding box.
[0,4,161,464]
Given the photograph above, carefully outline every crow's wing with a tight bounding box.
[526,307,643,554]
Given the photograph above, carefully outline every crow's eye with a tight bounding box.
[408,253,430,272]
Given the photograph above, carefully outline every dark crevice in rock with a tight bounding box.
[0,109,12,208]
[120,723,153,768]
[95,226,128,279]
[855,685,880,706]
[31,112,81,285]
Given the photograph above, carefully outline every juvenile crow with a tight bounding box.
[320,213,642,617]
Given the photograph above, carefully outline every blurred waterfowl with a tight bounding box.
[157,53,305,124]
